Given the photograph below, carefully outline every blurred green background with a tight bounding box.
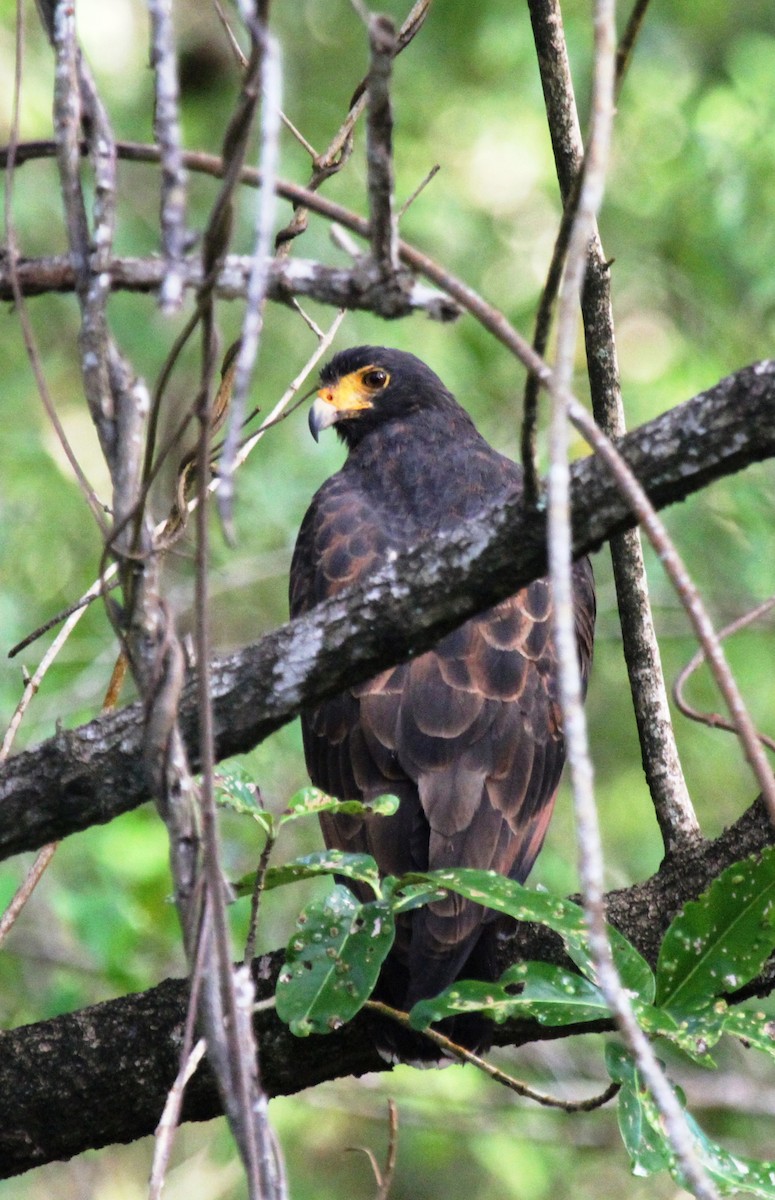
[1,0,775,1196]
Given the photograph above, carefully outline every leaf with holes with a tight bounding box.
[680,1113,775,1198]
[723,1007,775,1060]
[633,998,726,1066]
[215,769,272,832]
[656,847,775,1012]
[276,884,394,1035]
[606,1045,673,1179]
[281,787,399,826]
[409,960,610,1031]
[606,1044,775,1194]
[410,867,654,1001]
[236,849,382,899]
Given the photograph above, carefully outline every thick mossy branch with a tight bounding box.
[0,797,772,1177]
[2,361,775,861]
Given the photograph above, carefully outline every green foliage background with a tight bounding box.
[1,0,775,1196]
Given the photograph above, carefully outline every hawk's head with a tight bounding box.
[308,346,458,446]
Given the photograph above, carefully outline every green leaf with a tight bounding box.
[280,788,399,826]
[276,885,394,1036]
[633,999,726,1065]
[235,850,382,898]
[723,1007,775,1060]
[682,1112,775,1197]
[606,1045,775,1195]
[409,960,610,1031]
[606,1046,673,1178]
[413,868,655,1001]
[387,879,449,914]
[656,847,775,1011]
[215,769,273,834]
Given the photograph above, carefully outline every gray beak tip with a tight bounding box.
[308,406,320,442]
[308,396,337,443]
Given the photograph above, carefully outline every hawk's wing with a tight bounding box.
[290,471,595,1006]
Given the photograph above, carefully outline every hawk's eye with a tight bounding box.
[362,368,389,390]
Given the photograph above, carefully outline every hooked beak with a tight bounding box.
[307,376,375,442]
[308,395,338,443]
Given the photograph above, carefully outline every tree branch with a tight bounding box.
[0,795,771,1178]
[0,251,459,321]
[2,360,775,860]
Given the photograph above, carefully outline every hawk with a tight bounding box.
[290,346,595,1056]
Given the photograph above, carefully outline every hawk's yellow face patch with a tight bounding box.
[309,365,391,439]
[318,365,391,411]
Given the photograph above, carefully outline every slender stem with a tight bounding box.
[218,28,282,537]
[546,2,717,1195]
[528,0,696,849]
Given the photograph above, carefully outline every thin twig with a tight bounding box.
[396,162,440,219]
[149,1038,207,1200]
[148,0,188,312]
[347,1100,399,1200]
[280,110,318,160]
[3,6,109,535]
[527,0,697,850]
[8,313,344,670]
[0,843,58,951]
[365,14,398,272]
[674,596,775,754]
[218,27,282,538]
[569,395,775,821]
[150,905,212,1200]
[2,579,115,751]
[545,0,717,1195]
[378,1100,398,1200]
[244,826,276,967]
[616,0,653,93]
[273,0,432,254]
[290,298,326,338]
[366,1003,619,1112]
[213,0,249,70]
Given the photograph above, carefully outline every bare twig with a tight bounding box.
[347,1099,399,1200]
[149,908,213,1200]
[0,843,58,951]
[378,1100,398,1200]
[2,7,109,537]
[674,596,775,754]
[2,575,118,752]
[149,1038,207,1200]
[7,312,344,678]
[366,14,398,272]
[616,0,653,92]
[396,162,440,219]
[0,250,459,320]
[218,25,282,537]
[545,0,717,1195]
[527,0,697,851]
[213,0,249,70]
[148,0,188,312]
[366,1003,619,1112]
[568,394,775,822]
[273,0,432,254]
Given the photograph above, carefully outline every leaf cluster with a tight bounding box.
[228,780,775,1196]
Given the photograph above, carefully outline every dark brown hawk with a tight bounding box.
[290,346,595,1056]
